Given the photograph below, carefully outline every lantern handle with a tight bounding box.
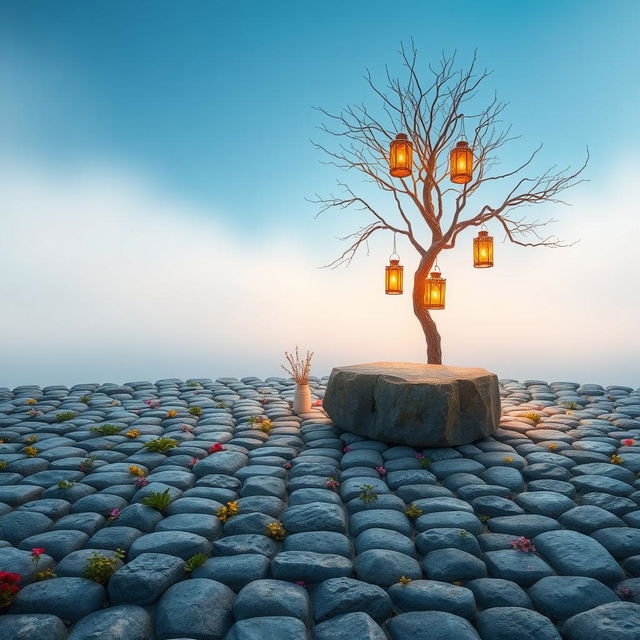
[389,232,400,261]
[459,113,466,142]
[480,222,487,232]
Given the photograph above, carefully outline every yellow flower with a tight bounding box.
[26,398,38,405]
[503,456,514,464]
[217,500,239,522]
[227,501,239,516]
[398,576,412,585]
[24,446,38,457]
[546,443,558,451]
[128,465,146,477]
[610,454,624,465]
[166,410,178,418]
[266,522,287,540]
[125,429,140,439]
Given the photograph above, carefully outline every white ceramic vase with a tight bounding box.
[293,383,311,414]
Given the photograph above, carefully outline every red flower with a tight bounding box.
[31,548,45,557]
[209,443,225,453]
[0,572,21,583]
[622,439,635,447]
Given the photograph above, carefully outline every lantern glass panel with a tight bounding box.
[473,230,494,268]
[385,259,403,294]
[390,134,413,178]
[450,141,473,184]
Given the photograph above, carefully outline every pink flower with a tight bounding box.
[31,548,45,557]
[209,443,225,453]
[134,477,149,487]
[312,399,323,407]
[375,466,386,476]
[181,425,192,433]
[325,477,339,490]
[511,536,536,553]
[108,508,121,520]
[284,462,292,470]
[622,439,635,447]
[189,458,198,467]
[295,580,306,587]
[343,446,351,453]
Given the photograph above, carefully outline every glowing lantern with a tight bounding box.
[473,229,494,268]
[450,140,473,184]
[385,259,403,294]
[389,133,413,178]
[385,234,403,294]
[424,269,446,310]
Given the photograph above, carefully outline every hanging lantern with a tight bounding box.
[385,234,403,294]
[450,140,474,184]
[473,228,494,268]
[424,267,446,310]
[389,133,413,178]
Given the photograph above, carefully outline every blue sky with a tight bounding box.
[0,1,638,386]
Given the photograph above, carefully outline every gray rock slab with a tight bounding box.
[323,363,499,447]
[387,611,481,640]
[562,602,640,640]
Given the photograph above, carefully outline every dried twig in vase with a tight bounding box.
[282,347,314,384]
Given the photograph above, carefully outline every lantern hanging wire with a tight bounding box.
[390,231,399,261]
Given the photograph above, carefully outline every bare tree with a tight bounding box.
[312,45,587,365]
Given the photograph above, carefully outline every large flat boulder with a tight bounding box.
[323,363,499,447]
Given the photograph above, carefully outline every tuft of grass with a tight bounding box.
[559,401,579,410]
[0,461,7,470]
[142,488,173,512]
[358,484,379,503]
[405,504,423,520]
[188,406,202,417]
[57,480,75,489]
[80,395,91,404]
[56,411,77,422]
[143,437,178,454]
[90,424,121,436]
[84,549,125,584]
[184,552,208,573]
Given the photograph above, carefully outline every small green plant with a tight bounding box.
[479,514,490,523]
[458,529,469,537]
[358,484,379,503]
[56,411,77,422]
[143,437,178,454]
[188,381,202,388]
[90,424,121,436]
[80,395,91,404]
[398,576,412,585]
[35,568,56,581]
[416,453,430,468]
[57,480,75,489]
[405,504,423,520]
[248,416,260,426]
[79,455,97,472]
[265,521,287,540]
[184,552,208,573]
[84,549,125,584]
[216,401,227,409]
[559,401,579,410]
[142,488,173,512]
[25,434,39,444]
[0,461,7,471]
[188,406,202,416]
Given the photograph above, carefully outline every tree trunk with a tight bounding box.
[412,257,443,364]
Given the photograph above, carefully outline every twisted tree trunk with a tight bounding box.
[413,257,442,364]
